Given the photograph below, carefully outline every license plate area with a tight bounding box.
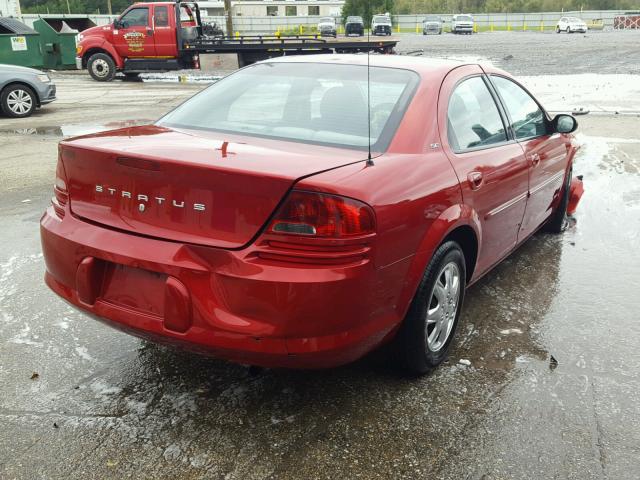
[100,262,167,317]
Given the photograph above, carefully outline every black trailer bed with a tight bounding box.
[182,35,398,67]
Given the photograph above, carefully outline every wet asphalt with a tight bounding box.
[1,38,640,479]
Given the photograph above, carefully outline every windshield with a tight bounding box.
[424,16,440,22]
[373,15,390,22]
[319,17,335,24]
[568,17,583,22]
[456,15,472,21]
[347,16,363,22]
[158,63,419,151]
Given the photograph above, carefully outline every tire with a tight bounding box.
[122,72,140,81]
[544,166,572,233]
[556,26,560,33]
[1,84,36,118]
[396,241,467,375]
[87,52,116,82]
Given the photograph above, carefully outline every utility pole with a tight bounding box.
[66,0,71,14]
[107,0,112,15]
[224,0,233,37]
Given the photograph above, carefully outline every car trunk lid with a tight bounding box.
[60,125,367,249]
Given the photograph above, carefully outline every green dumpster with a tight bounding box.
[0,18,43,68]
[34,18,97,70]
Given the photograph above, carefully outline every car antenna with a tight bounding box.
[366,3,374,167]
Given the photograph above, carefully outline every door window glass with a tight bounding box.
[155,6,169,27]
[447,76,507,152]
[492,76,548,139]
[120,8,149,28]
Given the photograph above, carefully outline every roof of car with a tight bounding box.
[264,54,476,77]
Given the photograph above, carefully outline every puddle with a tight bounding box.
[0,119,154,138]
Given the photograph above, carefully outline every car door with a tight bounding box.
[439,66,530,276]
[489,75,568,240]
[113,6,156,58]
[152,4,178,57]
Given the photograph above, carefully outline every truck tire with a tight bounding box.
[1,84,36,118]
[88,53,116,82]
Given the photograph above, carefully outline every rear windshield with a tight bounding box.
[158,63,419,151]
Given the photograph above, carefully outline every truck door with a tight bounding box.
[152,4,178,57]
[113,6,156,58]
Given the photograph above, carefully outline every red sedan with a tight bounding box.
[41,55,580,373]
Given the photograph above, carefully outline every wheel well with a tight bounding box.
[442,226,478,282]
[82,48,112,68]
[1,81,40,107]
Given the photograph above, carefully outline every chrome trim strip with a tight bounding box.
[486,191,528,219]
[530,170,565,196]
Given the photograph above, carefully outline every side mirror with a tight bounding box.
[553,114,578,134]
[114,19,123,29]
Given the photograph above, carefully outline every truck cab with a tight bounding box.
[77,1,201,81]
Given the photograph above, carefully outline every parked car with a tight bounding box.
[345,15,364,36]
[41,55,581,374]
[556,16,588,33]
[318,17,337,37]
[451,14,474,34]
[0,64,56,118]
[423,15,443,35]
[372,14,392,35]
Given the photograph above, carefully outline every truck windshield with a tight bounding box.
[158,62,419,151]
[457,15,472,21]
[320,18,335,24]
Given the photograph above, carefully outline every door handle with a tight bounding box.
[529,153,541,167]
[467,171,483,190]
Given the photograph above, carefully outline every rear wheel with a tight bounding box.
[87,53,116,82]
[1,84,36,118]
[396,241,466,375]
[556,26,560,33]
[544,166,572,233]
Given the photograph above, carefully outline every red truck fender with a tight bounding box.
[79,39,124,69]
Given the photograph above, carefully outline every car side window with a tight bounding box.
[120,8,149,28]
[491,76,548,140]
[155,6,169,27]
[447,76,507,152]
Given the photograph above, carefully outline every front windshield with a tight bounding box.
[568,17,583,22]
[320,17,335,24]
[347,16,362,22]
[158,63,419,151]
[373,15,390,22]
[457,15,472,21]
[424,16,440,22]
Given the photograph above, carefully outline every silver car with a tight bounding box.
[423,15,443,35]
[0,64,56,118]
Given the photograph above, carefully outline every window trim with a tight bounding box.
[487,74,553,142]
[446,74,514,155]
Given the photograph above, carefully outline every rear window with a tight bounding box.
[158,63,419,151]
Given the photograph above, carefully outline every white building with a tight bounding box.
[0,0,21,17]
[197,0,344,17]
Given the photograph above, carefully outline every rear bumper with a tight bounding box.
[40,207,403,369]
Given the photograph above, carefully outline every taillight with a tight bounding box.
[269,191,375,238]
[51,157,68,219]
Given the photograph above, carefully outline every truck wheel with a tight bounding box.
[1,84,36,118]
[88,53,116,82]
[395,241,466,375]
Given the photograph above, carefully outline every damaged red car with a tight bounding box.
[41,55,580,373]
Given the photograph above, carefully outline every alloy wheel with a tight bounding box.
[425,262,461,352]
[7,89,33,116]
